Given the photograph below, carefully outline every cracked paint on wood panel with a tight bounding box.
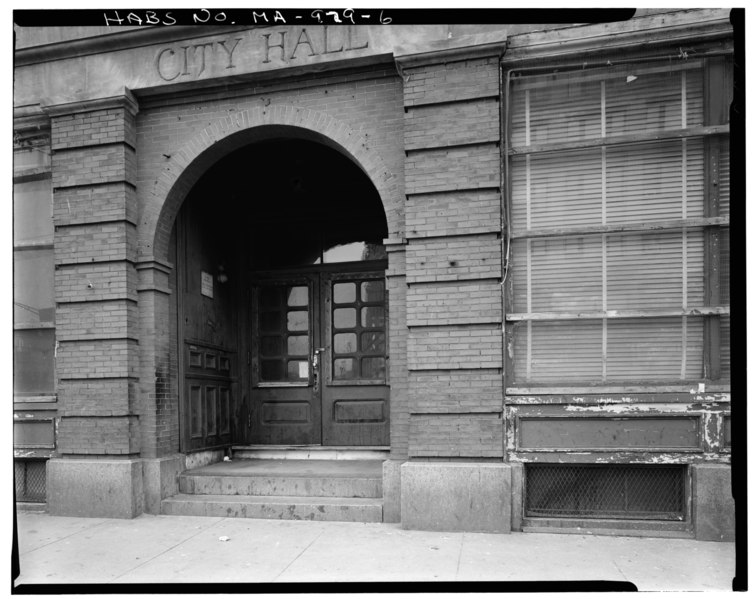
[507,393,731,405]
[507,452,731,465]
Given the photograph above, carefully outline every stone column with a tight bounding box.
[45,91,144,518]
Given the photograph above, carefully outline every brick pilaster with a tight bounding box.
[46,91,141,456]
[396,34,507,459]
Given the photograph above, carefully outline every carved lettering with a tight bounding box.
[154,27,372,82]
[346,27,369,51]
[290,28,316,60]
[156,47,180,81]
[262,31,287,64]
[193,43,213,77]
[217,38,243,69]
[179,46,190,76]
[322,25,343,55]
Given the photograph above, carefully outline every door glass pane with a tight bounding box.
[361,281,385,303]
[260,286,281,308]
[361,357,386,379]
[287,335,309,356]
[13,329,55,395]
[330,276,387,382]
[260,311,281,332]
[287,286,308,307]
[334,308,356,329]
[287,310,308,332]
[333,283,356,304]
[334,333,357,354]
[261,336,282,356]
[361,306,385,328]
[260,359,284,381]
[361,332,385,354]
[333,358,357,380]
[287,360,309,381]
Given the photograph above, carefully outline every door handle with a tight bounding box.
[312,347,326,368]
[312,348,325,392]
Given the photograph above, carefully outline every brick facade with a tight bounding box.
[16,16,734,537]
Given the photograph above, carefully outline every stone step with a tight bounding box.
[178,459,384,498]
[161,494,383,522]
[179,473,382,498]
[231,446,389,461]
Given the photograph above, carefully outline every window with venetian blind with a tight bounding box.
[14,132,56,398]
[506,58,730,387]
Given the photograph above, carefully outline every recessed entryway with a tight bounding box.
[171,132,390,453]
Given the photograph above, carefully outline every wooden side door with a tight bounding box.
[321,270,389,446]
[183,343,235,451]
[249,274,321,445]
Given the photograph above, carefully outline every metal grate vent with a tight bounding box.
[525,464,685,521]
[15,460,47,503]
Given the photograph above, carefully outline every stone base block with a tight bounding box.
[692,463,735,541]
[401,461,511,533]
[510,461,524,531]
[47,458,143,519]
[382,459,405,523]
[185,449,224,470]
[143,454,186,515]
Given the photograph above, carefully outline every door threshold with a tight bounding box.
[231,445,390,461]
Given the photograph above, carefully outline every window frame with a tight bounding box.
[503,53,732,394]
[13,132,57,403]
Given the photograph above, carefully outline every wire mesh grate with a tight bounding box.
[15,460,46,503]
[525,464,685,521]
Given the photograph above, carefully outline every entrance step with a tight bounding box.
[161,494,383,522]
[161,458,385,523]
[231,446,389,461]
[178,459,383,498]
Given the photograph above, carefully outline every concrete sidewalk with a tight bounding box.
[13,511,735,591]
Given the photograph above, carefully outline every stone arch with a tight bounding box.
[140,104,402,264]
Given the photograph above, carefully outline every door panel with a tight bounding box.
[184,342,235,451]
[322,271,389,446]
[249,267,388,446]
[250,274,321,445]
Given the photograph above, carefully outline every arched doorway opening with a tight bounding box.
[170,136,389,453]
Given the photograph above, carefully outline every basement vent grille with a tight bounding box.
[15,460,46,503]
[525,464,685,521]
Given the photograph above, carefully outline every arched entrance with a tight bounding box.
[171,135,389,453]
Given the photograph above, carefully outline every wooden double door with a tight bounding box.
[249,265,389,446]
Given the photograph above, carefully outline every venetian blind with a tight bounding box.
[718,144,731,378]
[508,61,710,384]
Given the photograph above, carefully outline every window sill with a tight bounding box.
[14,395,57,404]
[506,384,731,396]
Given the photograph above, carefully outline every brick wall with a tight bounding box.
[51,99,141,457]
[400,53,504,459]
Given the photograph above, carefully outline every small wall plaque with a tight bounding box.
[201,271,214,298]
